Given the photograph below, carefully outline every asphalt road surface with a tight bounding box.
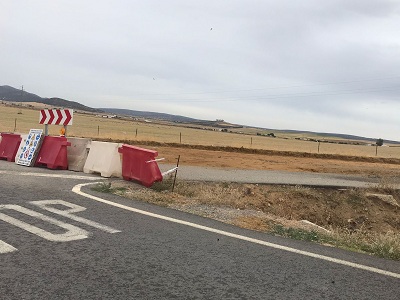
[159,164,393,189]
[1,160,400,299]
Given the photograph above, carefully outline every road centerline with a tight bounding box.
[72,182,400,279]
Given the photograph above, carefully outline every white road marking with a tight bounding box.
[31,200,120,233]
[0,201,120,255]
[0,170,103,180]
[0,240,17,254]
[0,204,88,242]
[73,182,400,279]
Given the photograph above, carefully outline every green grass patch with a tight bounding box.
[91,182,127,194]
[151,179,173,192]
[272,224,335,244]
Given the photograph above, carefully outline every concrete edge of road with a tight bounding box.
[72,181,400,280]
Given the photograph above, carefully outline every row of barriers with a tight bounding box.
[0,132,173,187]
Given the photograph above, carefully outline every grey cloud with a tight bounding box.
[1,0,400,140]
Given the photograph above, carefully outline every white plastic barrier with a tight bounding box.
[67,137,91,172]
[83,141,122,178]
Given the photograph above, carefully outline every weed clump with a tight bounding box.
[331,229,400,260]
[91,182,126,194]
[151,181,172,192]
[272,224,334,243]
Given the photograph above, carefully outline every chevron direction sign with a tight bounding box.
[39,109,73,125]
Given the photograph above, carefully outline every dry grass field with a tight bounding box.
[1,104,399,159]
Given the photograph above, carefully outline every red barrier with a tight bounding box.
[35,136,71,169]
[0,133,22,162]
[118,144,163,187]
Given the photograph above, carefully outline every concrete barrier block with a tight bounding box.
[83,141,122,178]
[67,137,91,172]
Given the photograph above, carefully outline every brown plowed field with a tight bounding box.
[131,143,400,178]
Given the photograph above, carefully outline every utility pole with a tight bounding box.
[18,85,24,114]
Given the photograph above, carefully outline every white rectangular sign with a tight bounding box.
[16,129,44,166]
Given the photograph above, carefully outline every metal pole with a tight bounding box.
[14,118,16,132]
[44,124,49,136]
[172,155,180,192]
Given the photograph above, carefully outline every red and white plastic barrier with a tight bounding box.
[118,144,163,187]
[35,136,71,170]
[0,131,175,188]
[0,133,22,162]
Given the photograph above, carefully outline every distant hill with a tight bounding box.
[0,85,99,112]
[99,108,202,123]
[99,108,244,128]
[270,129,400,144]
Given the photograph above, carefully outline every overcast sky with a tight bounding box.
[1,0,400,140]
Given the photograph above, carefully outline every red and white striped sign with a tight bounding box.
[39,109,73,125]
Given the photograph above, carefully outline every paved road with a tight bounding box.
[160,164,393,188]
[1,161,400,299]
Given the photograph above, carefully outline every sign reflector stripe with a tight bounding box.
[48,110,55,124]
[56,110,63,125]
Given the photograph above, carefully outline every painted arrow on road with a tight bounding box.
[39,109,73,125]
